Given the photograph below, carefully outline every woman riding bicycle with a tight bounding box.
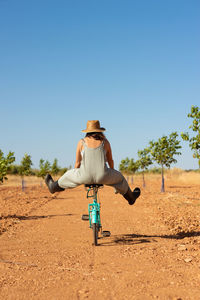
[45,120,140,205]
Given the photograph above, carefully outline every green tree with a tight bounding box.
[51,158,60,176]
[0,150,15,183]
[19,153,33,190]
[7,164,20,175]
[149,132,182,192]
[181,105,200,168]
[119,157,130,173]
[119,157,139,174]
[138,147,153,187]
[37,159,51,179]
[128,158,139,174]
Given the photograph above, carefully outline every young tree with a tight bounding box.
[119,157,130,173]
[0,150,15,183]
[181,105,200,168]
[119,157,139,174]
[37,159,51,179]
[149,132,182,192]
[119,157,139,184]
[128,158,140,174]
[138,147,153,187]
[19,153,33,190]
[51,158,60,176]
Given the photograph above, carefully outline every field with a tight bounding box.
[0,171,200,300]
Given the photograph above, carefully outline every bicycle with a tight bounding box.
[82,184,111,246]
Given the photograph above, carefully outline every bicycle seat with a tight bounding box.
[84,184,104,188]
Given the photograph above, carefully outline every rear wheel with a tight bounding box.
[93,223,98,246]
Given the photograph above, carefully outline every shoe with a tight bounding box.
[123,187,141,205]
[45,174,64,194]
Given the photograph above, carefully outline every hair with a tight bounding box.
[85,132,105,141]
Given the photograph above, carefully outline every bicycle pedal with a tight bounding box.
[102,231,111,237]
[82,214,89,221]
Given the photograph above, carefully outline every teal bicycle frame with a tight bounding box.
[87,185,102,231]
[82,184,110,246]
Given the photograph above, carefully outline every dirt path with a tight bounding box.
[0,179,200,300]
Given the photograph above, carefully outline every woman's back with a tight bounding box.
[81,136,103,150]
[80,137,107,182]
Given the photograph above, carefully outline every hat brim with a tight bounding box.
[81,128,106,133]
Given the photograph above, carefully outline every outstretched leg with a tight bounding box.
[101,168,141,205]
[45,174,64,194]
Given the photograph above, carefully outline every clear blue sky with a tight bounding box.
[1,0,200,170]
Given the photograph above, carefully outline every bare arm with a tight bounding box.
[74,140,82,168]
[104,139,114,169]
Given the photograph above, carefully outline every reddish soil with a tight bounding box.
[0,175,200,300]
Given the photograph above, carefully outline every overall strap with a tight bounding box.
[81,138,87,149]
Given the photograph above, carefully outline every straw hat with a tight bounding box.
[82,120,106,133]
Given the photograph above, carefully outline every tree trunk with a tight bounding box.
[22,177,26,192]
[126,176,129,183]
[131,176,134,185]
[142,172,146,188]
[161,165,165,192]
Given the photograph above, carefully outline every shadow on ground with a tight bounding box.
[0,213,73,221]
[99,231,200,246]
[168,186,192,189]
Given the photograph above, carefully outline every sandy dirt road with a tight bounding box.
[0,176,200,300]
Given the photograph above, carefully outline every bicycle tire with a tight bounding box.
[93,223,98,246]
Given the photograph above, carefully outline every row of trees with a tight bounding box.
[1,106,199,192]
[119,132,181,192]
[0,152,69,185]
[119,105,200,192]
